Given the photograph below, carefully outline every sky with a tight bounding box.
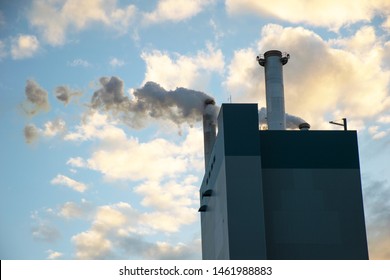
[0,0,390,260]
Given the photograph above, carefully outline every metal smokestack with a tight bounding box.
[257,50,290,130]
[203,99,216,169]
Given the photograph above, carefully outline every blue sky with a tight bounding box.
[1,0,390,260]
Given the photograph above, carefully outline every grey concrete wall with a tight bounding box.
[259,131,368,259]
[262,169,368,259]
[200,104,267,259]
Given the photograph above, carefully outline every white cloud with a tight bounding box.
[64,112,126,142]
[369,126,388,140]
[58,200,93,219]
[71,201,201,259]
[383,16,390,32]
[11,34,39,59]
[142,208,197,233]
[46,250,63,259]
[224,24,390,129]
[141,43,224,90]
[225,0,390,31]
[109,57,125,67]
[51,174,87,193]
[143,0,215,24]
[67,58,91,67]
[377,115,390,124]
[88,137,187,181]
[72,230,112,259]
[136,178,198,211]
[42,119,66,137]
[89,128,203,181]
[143,240,201,259]
[32,223,60,242]
[62,111,203,258]
[67,157,87,168]
[223,47,259,104]
[94,205,128,229]
[28,0,137,46]
[65,111,204,181]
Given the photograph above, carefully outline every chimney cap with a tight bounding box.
[299,122,311,130]
[264,50,283,58]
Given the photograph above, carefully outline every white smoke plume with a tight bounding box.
[23,80,50,116]
[24,124,39,144]
[55,86,82,105]
[90,76,217,128]
[258,107,307,129]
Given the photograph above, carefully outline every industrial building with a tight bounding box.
[199,50,369,260]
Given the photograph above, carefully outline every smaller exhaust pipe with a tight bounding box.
[257,50,290,130]
[203,99,216,170]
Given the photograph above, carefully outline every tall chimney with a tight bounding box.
[203,99,216,169]
[257,50,290,130]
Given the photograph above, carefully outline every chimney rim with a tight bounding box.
[264,50,283,58]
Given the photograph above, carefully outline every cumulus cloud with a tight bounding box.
[87,138,188,181]
[378,115,390,123]
[58,200,93,219]
[72,202,137,259]
[225,0,390,31]
[143,0,215,24]
[32,223,60,243]
[42,119,66,137]
[23,80,50,116]
[11,34,39,59]
[67,157,87,168]
[143,240,201,260]
[55,85,82,105]
[51,174,87,193]
[89,76,218,129]
[67,58,91,67]
[369,126,388,140]
[135,177,199,233]
[71,202,201,259]
[28,0,137,45]
[109,57,125,67]
[65,113,203,181]
[135,177,198,211]
[24,124,39,144]
[64,111,127,142]
[62,111,203,259]
[72,230,113,259]
[46,250,63,259]
[141,44,224,90]
[224,24,390,129]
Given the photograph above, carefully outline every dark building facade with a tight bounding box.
[199,103,369,260]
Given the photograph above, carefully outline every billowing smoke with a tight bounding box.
[24,124,39,144]
[286,112,307,129]
[55,86,82,105]
[23,119,66,144]
[90,76,217,128]
[23,80,50,116]
[258,107,307,129]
